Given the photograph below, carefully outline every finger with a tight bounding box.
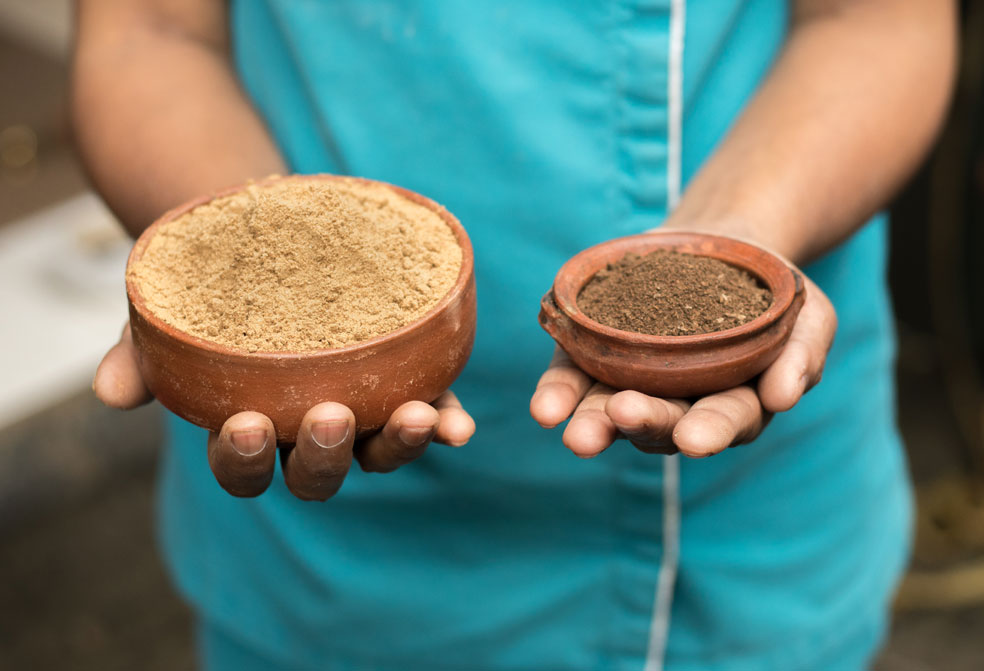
[208,412,276,497]
[562,382,618,458]
[355,401,440,473]
[93,323,152,409]
[530,347,593,428]
[282,402,355,501]
[758,277,837,413]
[672,386,770,458]
[605,390,690,455]
[432,391,475,447]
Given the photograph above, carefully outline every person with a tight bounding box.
[73,1,956,669]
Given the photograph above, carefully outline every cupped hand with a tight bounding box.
[529,272,835,458]
[93,324,475,500]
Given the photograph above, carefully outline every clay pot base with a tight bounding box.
[539,231,805,399]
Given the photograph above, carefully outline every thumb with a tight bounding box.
[93,323,153,409]
[757,275,836,413]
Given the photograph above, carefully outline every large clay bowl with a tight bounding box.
[539,231,805,398]
[126,174,476,443]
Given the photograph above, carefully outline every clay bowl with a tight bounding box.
[126,174,476,443]
[539,231,805,399]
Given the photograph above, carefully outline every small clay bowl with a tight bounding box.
[126,174,476,443]
[539,231,805,398]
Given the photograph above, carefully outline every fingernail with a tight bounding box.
[311,420,350,449]
[398,426,434,446]
[230,429,268,456]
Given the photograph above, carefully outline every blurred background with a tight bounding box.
[0,2,981,670]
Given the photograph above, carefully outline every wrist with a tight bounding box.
[660,204,805,265]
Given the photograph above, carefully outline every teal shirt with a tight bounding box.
[160,2,911,669]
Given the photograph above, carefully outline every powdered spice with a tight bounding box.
[129,177,462,352]
[577,249,772,336]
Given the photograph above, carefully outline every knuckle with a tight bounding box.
[537,380,578,401]
[587,382,615,397]
[650,399,678,428]
[573,406,610,425]
[697,402,740,427]
[728,389,761,419]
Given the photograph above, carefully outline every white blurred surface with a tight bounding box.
[0,192,130,428]
[0,0,70,57]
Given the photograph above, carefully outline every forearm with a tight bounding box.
[666,0,957,265]
[71,1,285,236]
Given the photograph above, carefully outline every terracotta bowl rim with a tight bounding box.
[125,173,474,361]
[551,230,802,347]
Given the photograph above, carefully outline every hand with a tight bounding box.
[93,324,475,500]
[529,272,835,458]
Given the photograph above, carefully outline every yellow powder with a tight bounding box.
[129,177,462,352]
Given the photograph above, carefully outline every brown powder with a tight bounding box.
[577,249,772,336]
[129,177,462,352]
